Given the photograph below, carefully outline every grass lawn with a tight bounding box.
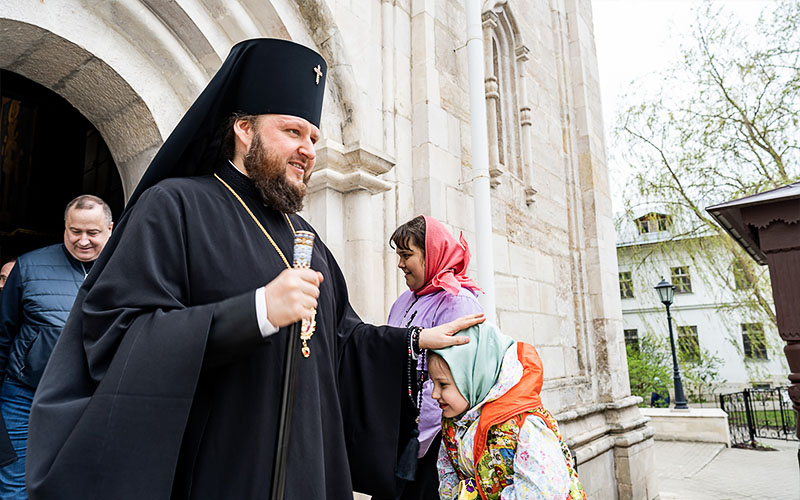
[727,409,797,430]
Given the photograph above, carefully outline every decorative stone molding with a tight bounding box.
[482,3,532,192]
[556,396,655,460]
[515,44,535,202]
[482,16,498,33]
[484,72,504,188]
[483,0,510,14]
[524,186,537,205]
[309,139,394,194]
[555,396,657,499]
[489,163,505,188]
[519,104,532,127]
[484,75,500,100]
[515,44,530,62]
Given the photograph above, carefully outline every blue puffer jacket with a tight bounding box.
[0,244,88,389]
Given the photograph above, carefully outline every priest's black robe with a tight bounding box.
[27,162,416,499]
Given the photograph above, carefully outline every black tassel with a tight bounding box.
[395,428,420,481]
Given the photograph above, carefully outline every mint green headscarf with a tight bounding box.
[432,323,515,408]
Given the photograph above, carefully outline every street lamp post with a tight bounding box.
[654,278,689,410]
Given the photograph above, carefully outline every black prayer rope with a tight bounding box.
[416,350,426,421]
[412,327,421,356]
[398,328,427,481]
[406,326,423,407]
[406,327,415,405]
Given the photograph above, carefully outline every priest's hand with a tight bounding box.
[263,268,324,327]
[418,313,484,350]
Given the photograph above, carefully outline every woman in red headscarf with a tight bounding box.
[384,215,484,500]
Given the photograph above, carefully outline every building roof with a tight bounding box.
[615,209,714,247]
[706,182,800,266]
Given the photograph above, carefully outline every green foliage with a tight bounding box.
[679,347,726,403]
[625,336,671,407]
[626,335,727,405]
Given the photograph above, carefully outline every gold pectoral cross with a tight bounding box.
[215,174,317,357]
[314,64,323,85]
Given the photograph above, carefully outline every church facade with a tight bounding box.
[0,0,656,497]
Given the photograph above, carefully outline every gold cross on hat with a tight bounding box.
[314,64,323,85]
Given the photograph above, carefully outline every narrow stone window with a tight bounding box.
[482,2,533,203]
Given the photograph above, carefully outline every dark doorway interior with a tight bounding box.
[0,69,124,263]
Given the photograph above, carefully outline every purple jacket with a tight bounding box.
[388,288,483,457]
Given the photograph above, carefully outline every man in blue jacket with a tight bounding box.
[0,195,112,498]
[0,259,15,292]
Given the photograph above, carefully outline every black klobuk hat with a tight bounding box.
[127,38,327,209]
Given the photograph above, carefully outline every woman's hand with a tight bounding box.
[418,313,485,350]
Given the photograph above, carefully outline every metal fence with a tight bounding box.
[720,387,798,446]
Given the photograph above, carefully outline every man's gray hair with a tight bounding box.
[64,195,112,225]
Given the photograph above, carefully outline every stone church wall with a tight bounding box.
[0,0,656,497]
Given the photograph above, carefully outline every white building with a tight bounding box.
[617,211,788,394]
[0,1,656,497]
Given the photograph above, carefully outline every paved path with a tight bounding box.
[656,439,800,500]
[359,439,799,499]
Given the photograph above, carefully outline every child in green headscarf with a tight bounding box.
[429,323,586,500]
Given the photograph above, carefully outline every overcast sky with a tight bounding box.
[591,0,768,212]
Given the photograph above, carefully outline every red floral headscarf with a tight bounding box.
[412,216,482,296]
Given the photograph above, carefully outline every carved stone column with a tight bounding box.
[515,44,536,206]
[482,15,503,187]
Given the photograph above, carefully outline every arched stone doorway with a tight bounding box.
[0,2,389,319]
[0,17,166,262]
[0,69,124,261]
[0,19,163,203]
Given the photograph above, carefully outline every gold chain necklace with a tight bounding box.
[215,173,316,357]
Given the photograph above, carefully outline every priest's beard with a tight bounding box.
[243,134,308,214]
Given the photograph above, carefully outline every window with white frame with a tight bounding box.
[732,260,754,290]
[634,213,672,234]
[671,266,692,293]
[741,323,768,360]
[619,271,634,299]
